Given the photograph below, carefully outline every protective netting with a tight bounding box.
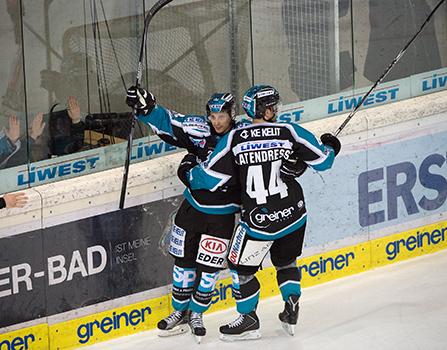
[280,0,339,100]
[62,0,251,123]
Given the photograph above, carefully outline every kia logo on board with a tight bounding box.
[201,238,227,254]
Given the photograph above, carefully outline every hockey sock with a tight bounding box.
[276,266,301,301]
[172,265,196,311]
[231,270,260,314]
[189,270,220,313]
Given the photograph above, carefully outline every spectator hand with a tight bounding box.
[126,86,156,115]
[280,155,308,183]
[321,133,341,156]
[5,115,20,143]
[29,112,46,140]
[67,96,81,124]
[4,192,28,208]
[177,153,198,188]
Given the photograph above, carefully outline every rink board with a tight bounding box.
[1,220,445,349]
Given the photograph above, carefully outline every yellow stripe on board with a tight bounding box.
[0,324,49,350]
[48,295,170,349]
[372,221,447,267]
[2,220,446,349]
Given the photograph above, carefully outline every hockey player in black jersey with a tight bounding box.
[126,87,247,343]
[182,85,341,340]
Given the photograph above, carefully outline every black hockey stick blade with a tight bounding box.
[119,0,174,210]
[334,0,446,137]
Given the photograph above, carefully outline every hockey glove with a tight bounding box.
[126,85,156,115]
[177,153,199,188]
[280,155,308,183]
[321,133,341,156]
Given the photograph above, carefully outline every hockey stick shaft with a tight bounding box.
[334,0,446,136]
[119,0,174,210]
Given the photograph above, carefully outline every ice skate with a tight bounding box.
[188,312,206,344]
[278,295,300,336]
[157,310,189,337]
[219,311,261,341]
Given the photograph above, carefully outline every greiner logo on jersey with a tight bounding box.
[249,206,295,229]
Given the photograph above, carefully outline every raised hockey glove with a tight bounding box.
[177,153,199,188]
[126,85,156,115]
[321,133,341,156]
[280,155,308,183]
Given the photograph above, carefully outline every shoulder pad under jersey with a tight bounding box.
[181,115,211,138]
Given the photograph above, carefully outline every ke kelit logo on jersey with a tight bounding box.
[228,226,246,264]
[249,206,295,229]
[240,130,249,139]
[197,235,229,268]
[189,137,206,148]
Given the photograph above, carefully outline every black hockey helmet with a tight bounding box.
[242,85,280,119]
[206,93,236,120]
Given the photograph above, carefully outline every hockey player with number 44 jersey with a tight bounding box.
[126,86,249,343]
[180,85,341,341]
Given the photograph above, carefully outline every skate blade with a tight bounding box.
[281,321,295,336]
[193,335,203,344]
[158,324,189,337]
[219,330,261,342]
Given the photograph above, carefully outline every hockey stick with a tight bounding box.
[334,0,446,137]
[119,0,174,209]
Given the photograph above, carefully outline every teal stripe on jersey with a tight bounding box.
[288,123,335,171]
[183,188,240,215]
[137,105,174,137]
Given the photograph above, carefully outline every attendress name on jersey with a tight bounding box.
[234,138,292,165]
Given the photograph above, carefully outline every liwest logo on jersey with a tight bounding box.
[327,87,399,114]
